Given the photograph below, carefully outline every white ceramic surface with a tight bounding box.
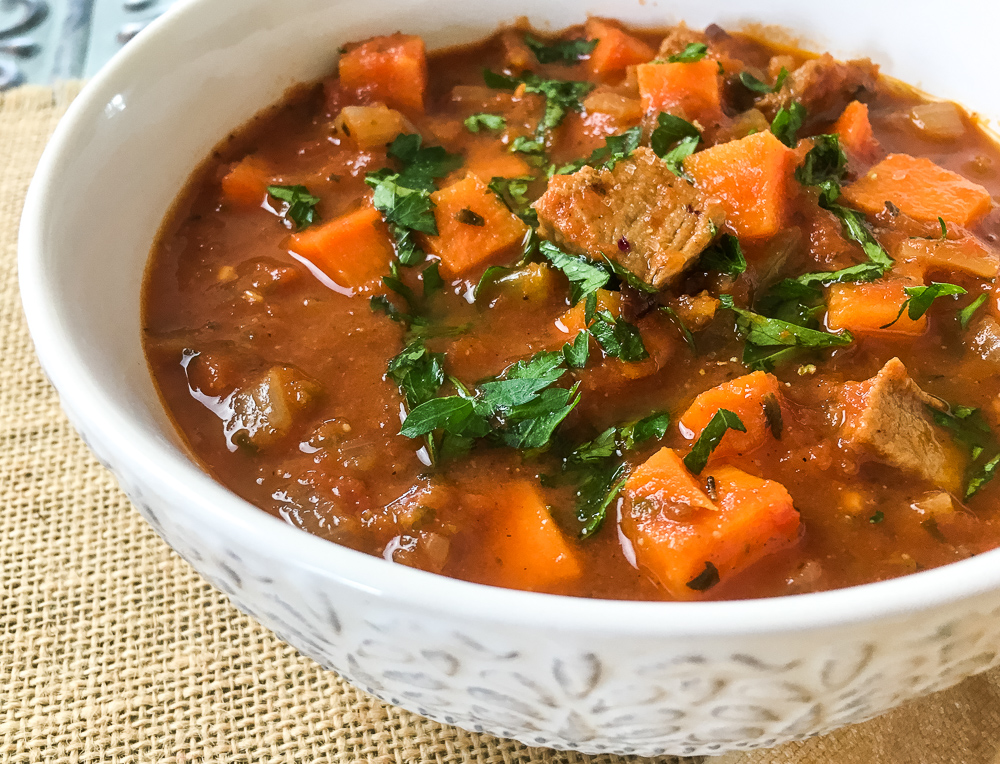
[18,0,1000,755]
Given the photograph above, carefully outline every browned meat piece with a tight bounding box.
[532,147,721,288]
[758,54,879,121]
[839,358,964,493]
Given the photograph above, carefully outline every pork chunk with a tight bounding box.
[839,358,964,493]
[532,147,721,289]
[758,54,879,121]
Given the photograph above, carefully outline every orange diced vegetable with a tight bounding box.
[487,480,582,592]
[221,156,271,207]
[832,100,880,165]
[636,59,723,125]
[288,205,394,293]
[842,154,994,226]
[678,371,785,459]
[335,104,408,149]
[463,143,533,181]
[684,131,796,239]
[422,175,530,277]
[338,34,428,113]
[620,449,799,599]
[585,18,656,76]
[826,281,927,335]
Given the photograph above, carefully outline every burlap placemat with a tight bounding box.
[3,84,1000,764]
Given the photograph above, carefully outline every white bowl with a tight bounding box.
[18,0,1000,755]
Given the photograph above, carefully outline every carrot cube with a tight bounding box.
[678,371,785,459]
[422,175,530,277]
[585,18,656,76]
[487,480,582,592]
[636,59,723,125]
[842,154,993,227]
[338,34,428,113]
[221,156,271,207]
[684,131,796,239]
[288,206,394,293]
[620,449,799,599]
[832,100,880,166]
[826,281,928,335]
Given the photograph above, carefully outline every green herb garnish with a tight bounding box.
[483,69,594,135]
[539,240,610,305]
[771,101,806,148]
[464,113,507,133]
[268,185,320,230]
[524,34,598,65]
[881,282,967,329]
[686,561,720,591]
[589,311,649,362]
[683,408,746,475]
[557,126,642,174]
[795,134,847,206]
[739,66,789,94]
[959,293,988,329]
[699,233,747,278]
[650,112,701,178]
[667,42,708,63]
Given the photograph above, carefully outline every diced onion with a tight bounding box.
[910,101,966,141]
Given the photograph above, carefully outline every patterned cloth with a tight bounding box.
[2,83,1000,764]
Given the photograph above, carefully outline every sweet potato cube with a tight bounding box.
[488,480,582,592]
[585,18,656,76]
[636,59,723,125]
[826,281,927,336]
[221,156,271,207]
[338,33,428,113]
[842,154,993,227]
[684,131,796,239]
[679,371,785,459]
[555,288,624,338]
[422,175,530,277]
[620,449,799,599]
[463,143,534,181]
[289,206,394,293]
[832,100,880,166]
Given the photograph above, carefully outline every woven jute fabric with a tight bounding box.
[3,85,1000,764]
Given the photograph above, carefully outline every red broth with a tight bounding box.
[143,21,1000,601]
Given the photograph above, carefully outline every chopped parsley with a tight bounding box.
[869,510,884,524]
[565,411,670,538]
[931,403,1000,500]
[562,330,590,368]
[719,293,852,361]
[539,240,610,305]
[464,113,507,133]
[683,409,746,475]
[267,185,320,230]
[881,282,967,329]
[487,175,538,227]
[795,134,847,206]
[699,233,747,278]
[771,101,806,148]
[386,340,445,410]
[399,347,583,453]
[483,69,594,135]
[650,112,701,178]
[959,293,989,329]
[455,208,486,226]
[556,126,642,174]
[524,33,598,65]
[660,305,697,354]
[386,133,463,191]
[686,561,720,591]
[762,393,783,439]
[421,262,444,297]
[739,66,789,94]
[589,311,649,362]
[667,42,708,63]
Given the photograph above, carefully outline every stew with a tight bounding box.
[143,20,1000,601]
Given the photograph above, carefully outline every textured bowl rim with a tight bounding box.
[18,0,1000,639]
